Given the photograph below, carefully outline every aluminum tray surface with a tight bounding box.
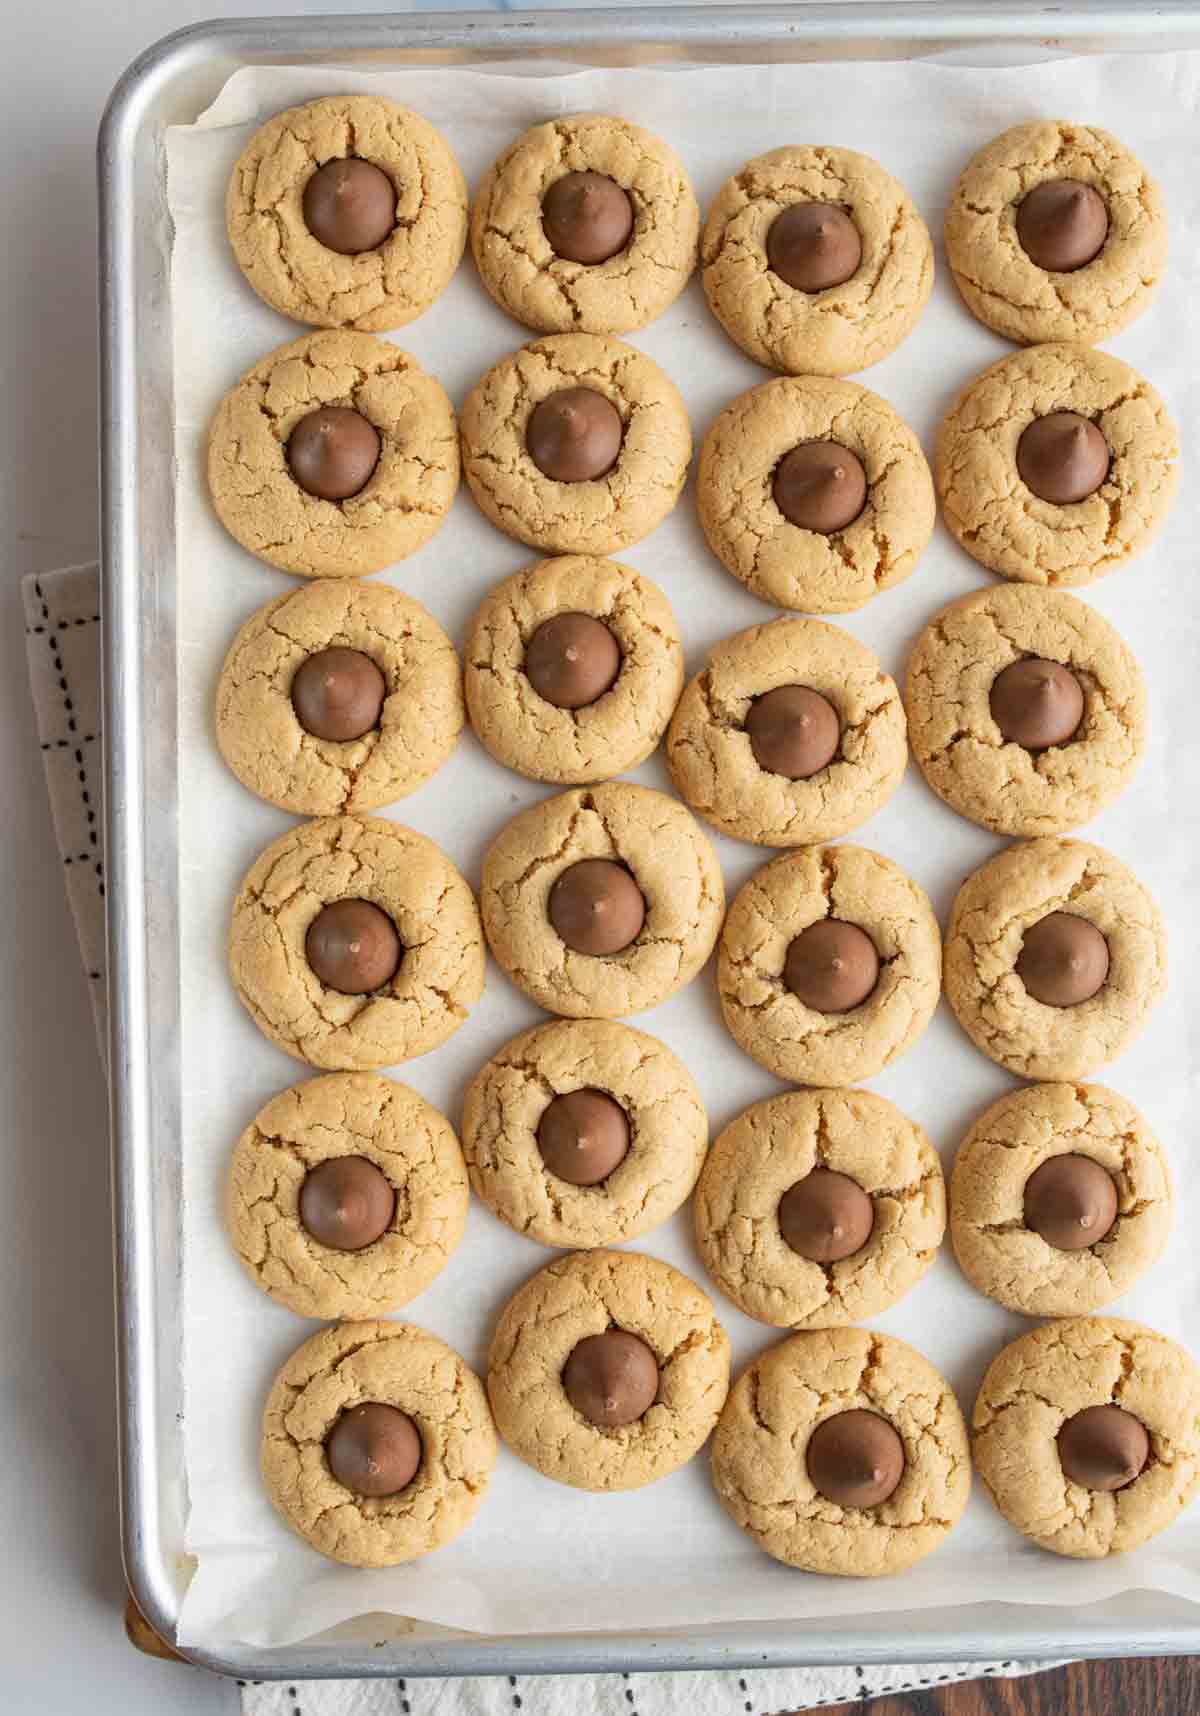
[100,3,1200,1681]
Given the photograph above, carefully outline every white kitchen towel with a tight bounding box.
[22,560,1054,1709]
[22,563,106,1048]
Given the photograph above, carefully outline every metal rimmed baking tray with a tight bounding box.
[100,2,1200,1682]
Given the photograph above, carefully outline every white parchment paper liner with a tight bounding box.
[167,53,1200,1648]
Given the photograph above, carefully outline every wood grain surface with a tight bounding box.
[821,1655,1199,1714]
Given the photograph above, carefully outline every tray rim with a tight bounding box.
[99,1,1200,1682]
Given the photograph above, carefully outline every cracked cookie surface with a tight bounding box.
[711,1328,970,1576]
[698,377,935,613]
[950,1082,1171,1318]
[945,121,1166,347]
[207,330,459,578]
[702,146,933,376]
[216,579,463,815]
[229,814,485,1070]
[944,837,1166,1081]
[470,113,698,335]
[261,1319,496,1566]
[935,343,1177,588]
[486,1248,730,1490]
[462,1018,706,1248]
[480,782,724,1019]
[973,1317,1200,1559]
[667,619,907,847]
[718,845,941,1086]
[227,95,467,331]
[695,1090,945,1330]
[906,586,1146,837]
[464,555,682,784]
[226,1072,469,1319]
[459,333,691,555]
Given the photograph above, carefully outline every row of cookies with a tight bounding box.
[225,802,1164,1088]
[259,1268,1200,1574]
[216,573,1148,844]
[206,327,1178,593]
[228,1065,1169,1329]
[227,98,1165,361]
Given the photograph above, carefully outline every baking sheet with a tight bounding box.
[167,51,1200,1649]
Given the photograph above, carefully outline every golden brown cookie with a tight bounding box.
[973,1318,1200,1559]
[950,1082,1172,1318]
[702,146,933,376]
[480,782,724,1020]
[697,377,935,613]
[463,555,683,785]
[717,845,941,1086]
[695,1090,945,1329]
[229,815,485,1070]
[905,585,1147,837]
[225,1073,469,1320]
[459,334,691,556]
[261,1320,496,1566]
[462,1018,706,1249]
[945,121,1166,347]
[470,113,699,335]
[944,837,1166,1081]
[486,1249,730,1491]
[711,1329,971,1576]
[227,95,466,331]
[207,330,459,578]
[216,580,463,815]
[935,344,1177,588]
[666,619,907,848]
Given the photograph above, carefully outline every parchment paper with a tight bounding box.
[166,51,1200,1649]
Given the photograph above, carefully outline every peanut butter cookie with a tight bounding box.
[711,1329,971,1576]
[666,619,907,848]
[216,579,463,815]
[944,837,1166,1081]
[718,845,941,1086]
[261,1320,495,1566]
[974,1318,1200,1559]
[480,782,724,1020]
[702,147,933,376]
[462,1018,706,1249]
[207,330,459,578]
[459,334,691,556]
[945,121,1166,347]
[697,376,935,614]
[695,1090,945,1330]
[487,1249,730,1491]
[464,555,682,785]
[226,1072,468,1320]
[935,344,1177,588]
[471,113,698,335]
[227,95,466,331]
[950,1082,1171,1318]
[229,814,485,1070]
[905,585,1147,836]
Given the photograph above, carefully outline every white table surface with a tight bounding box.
[0,3,975,1711]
